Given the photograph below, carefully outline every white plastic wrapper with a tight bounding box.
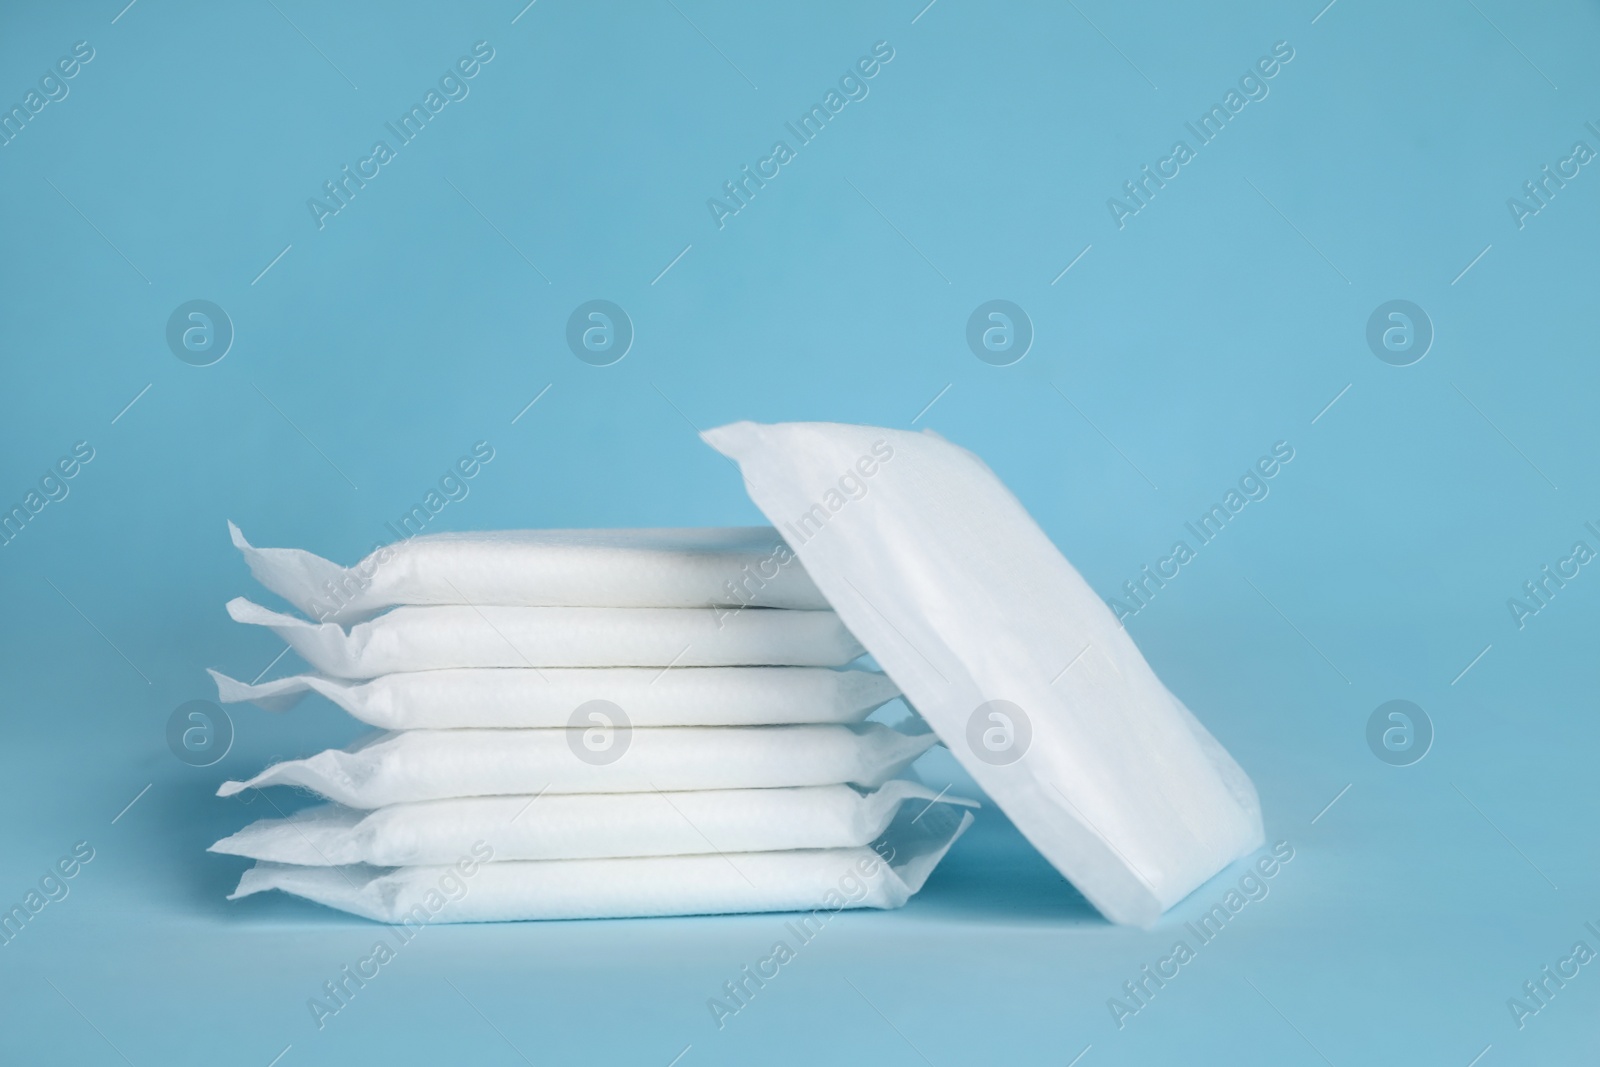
[207,665,898,728]
[229,522,828,620]
[227,598,864,678]
[227,807,973,922]
[210,780,975,865]
[704,420,1264,927]
[218,724,938,808]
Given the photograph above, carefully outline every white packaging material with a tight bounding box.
[218,724,937,808]
[704,421,1264,927]
[210,780,975,865]
[229,522,828,620]
[228,808,973,922]
[227,598,864,678]
[207,665,898,728]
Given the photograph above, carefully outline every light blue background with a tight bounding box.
[2,0,1598,1063]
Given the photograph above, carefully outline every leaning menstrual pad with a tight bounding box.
[703,421,1264,926]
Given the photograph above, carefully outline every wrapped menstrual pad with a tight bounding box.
[703,421,1264,926]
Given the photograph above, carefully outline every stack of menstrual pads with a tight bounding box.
[209,525,973,923]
